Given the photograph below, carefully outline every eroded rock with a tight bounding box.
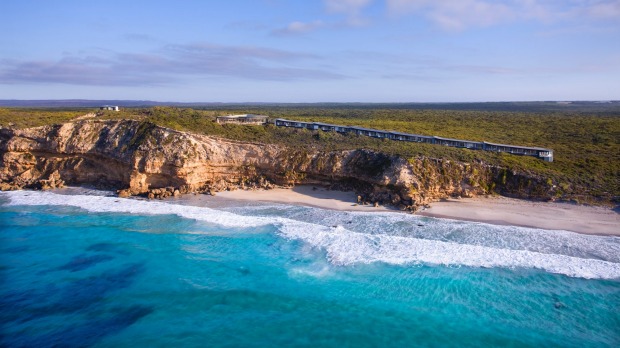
[0,120,556,210]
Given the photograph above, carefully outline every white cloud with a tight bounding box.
[0,43,346,86]
[271,0,373,36]
[385,0,620,31]
[386,0,516,30]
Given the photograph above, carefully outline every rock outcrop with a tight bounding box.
[0,120,556,210]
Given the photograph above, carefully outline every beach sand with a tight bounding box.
[215,186,619,236]
[419,196,619,236]
[215,186,391,212]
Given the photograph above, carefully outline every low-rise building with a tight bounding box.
[100,105,120,111]
[216,114,269,125]
[273,118,553,162]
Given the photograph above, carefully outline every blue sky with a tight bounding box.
[1,0,619,102]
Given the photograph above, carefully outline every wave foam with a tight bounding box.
[5,190,273,228]
[3,191,620,280]
[279,223,620,279]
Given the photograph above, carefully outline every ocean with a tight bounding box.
[1,190,619,347]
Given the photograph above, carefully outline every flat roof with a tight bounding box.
[349,126,391,133]
[389,131,411,136]
[434,136,479,143]
[273,118,552,152]
[218,114,268,119]
[389,131,433,138]
[483,141,552,152]
[274,118,306,122]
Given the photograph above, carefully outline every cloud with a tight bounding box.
[270,0,374,37]
[580,0,620,19]
[386,0,620,31]
[324,0,373,26]
[350,46,619,81]
[0,57,165,86]
[271,20,325,36]
[0,43,346,86]
[339,49,521,81]
[386,0,516,31]
[325,0,373,15]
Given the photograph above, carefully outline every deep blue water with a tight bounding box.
[1,191,619,347]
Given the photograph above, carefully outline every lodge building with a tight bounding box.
[100,105,120,111]
[273,118,553,162]
[216,114,269,125]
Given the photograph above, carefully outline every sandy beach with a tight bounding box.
[215,186,391,212]
[419,196,619,236]
[215,186,619,236]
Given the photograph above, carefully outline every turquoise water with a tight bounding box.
[1,191,619,347]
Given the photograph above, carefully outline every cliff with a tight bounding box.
[0,120,557,210]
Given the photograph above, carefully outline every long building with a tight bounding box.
[274,118,553,162]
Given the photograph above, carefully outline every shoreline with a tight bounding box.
[418,196,619,236]
[213,186,392,212]
[4,185,618,236]
[214,186,619,236]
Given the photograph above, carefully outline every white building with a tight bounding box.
[100,105,120,111]
[215,114,269,125]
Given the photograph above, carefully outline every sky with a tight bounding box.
[1,0,619,102]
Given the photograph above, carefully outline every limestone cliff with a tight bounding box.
[0,120,556,210]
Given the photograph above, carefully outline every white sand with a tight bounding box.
[216,186,391,212]
[419,196,619,236]
[215,186,619,236]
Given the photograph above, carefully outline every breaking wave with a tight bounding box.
[4,190,620,280]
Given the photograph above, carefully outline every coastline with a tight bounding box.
[214,186,619,236]
[418,196,619,236]
[213,186,392,212]
[5,185,618,236]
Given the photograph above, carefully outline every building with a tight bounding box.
[100,105,120,111]
[482,142,553,161]
[216,114,269,125]
[273,118,553,162]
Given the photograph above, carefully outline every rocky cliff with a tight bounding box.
[0,120,556,210]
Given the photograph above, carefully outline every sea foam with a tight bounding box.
[4,191,620,280]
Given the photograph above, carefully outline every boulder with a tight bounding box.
[117,189,132,198]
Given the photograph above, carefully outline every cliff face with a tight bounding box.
[0,120,555,210]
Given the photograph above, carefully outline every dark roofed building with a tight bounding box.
[272,118,553,161]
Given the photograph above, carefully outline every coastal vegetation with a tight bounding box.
[0,108,89,128]
[1,104,618,203]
